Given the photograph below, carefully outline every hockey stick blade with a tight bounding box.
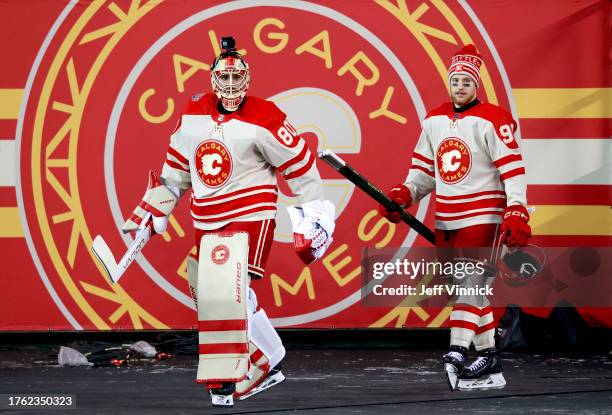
[92,235,120,283]
[319,150,435,245]
[91,216,154,284]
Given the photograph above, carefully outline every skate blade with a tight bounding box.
[444,363,459,391]
[457,373,506,391]
[238,371,286,400]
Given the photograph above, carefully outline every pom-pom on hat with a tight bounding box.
[448,44,483,87]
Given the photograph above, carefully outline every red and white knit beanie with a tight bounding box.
[448,44,483,87]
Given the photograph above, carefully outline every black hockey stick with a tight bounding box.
[319,150,435,245]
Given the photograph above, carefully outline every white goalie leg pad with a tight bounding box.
[196,232,250,384]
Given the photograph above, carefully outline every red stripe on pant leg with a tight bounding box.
[476,321,496,335]
[199,343,248,354]
[452,304,484,317]
[450,320,478,331]
[256,220,270,266]
[198,319,247,331]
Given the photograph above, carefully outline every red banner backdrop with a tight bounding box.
[0,0,609,330]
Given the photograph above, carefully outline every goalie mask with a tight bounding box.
[211,37,250,112]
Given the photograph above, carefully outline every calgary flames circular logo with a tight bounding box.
[436,137,472,184]
[195,140,232,188]
[211,244,230,265]
[17,0,515,330]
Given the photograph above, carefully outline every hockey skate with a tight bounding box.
[457,348,506,391]
[208,382,236,407]
[238,364,286,401]
[442,345,467,391]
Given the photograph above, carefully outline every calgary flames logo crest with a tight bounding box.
[195,140,232,188]
[437,137,472,184]
[211,244,230,265]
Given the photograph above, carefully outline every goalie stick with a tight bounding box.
[319,150,435,245]
[91,212,153,284]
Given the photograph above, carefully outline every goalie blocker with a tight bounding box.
[91,171,179,284]
[287,199,336,264]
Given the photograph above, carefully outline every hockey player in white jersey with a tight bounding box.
[379,44,531,391]
[122,37,335,407]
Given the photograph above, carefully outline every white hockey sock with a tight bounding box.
[473,307,495,351]
[449,304,482,348]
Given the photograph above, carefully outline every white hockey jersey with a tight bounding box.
[161,93,323,230]
[404,100,527,230]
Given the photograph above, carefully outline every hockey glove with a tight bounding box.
[287,200,336,265]
[501,205,531,247]
[378,183,412,223]
[122,171,178,235]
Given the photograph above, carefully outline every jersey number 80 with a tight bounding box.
[277,120,299,148]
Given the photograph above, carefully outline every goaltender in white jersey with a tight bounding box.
[122,37,335,407]
[163,90,322,231]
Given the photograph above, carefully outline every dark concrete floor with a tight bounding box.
[0,348,610,414]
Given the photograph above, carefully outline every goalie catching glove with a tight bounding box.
[122,171,179,234]
[287,200,336,265]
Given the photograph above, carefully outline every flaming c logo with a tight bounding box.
[437,137,472,184]
[195,140,232,188]
[211,244,230,265]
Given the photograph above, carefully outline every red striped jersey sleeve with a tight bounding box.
[256,110,323,204]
